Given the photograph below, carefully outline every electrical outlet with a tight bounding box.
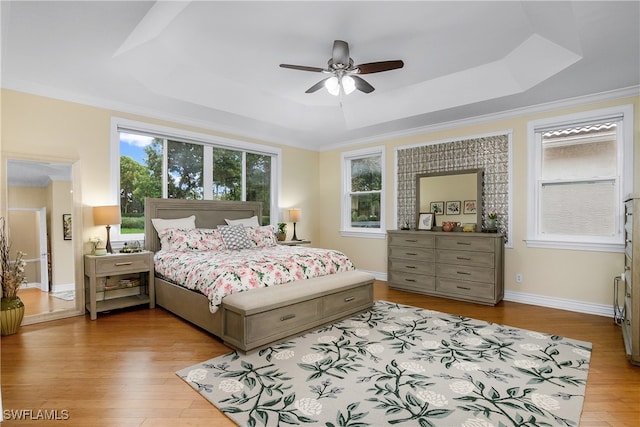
[515,273,523,283]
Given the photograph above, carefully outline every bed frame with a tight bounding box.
[144,198,374,351]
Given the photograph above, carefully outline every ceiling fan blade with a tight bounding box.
[305,78,330,93]
[352,75,375,93]
[280,64,325,73]
[357,60,404,74]
[332,40,350,66]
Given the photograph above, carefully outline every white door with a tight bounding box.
[8,208,49,292]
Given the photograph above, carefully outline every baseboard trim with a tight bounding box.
[367,271,613,318]
[504,290,612,318]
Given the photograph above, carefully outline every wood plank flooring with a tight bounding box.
[1,281,639,426]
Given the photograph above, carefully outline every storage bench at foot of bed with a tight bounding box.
[221,270,375,352]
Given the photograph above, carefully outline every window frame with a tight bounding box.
[340,146,386,239]
[110,117,281,243]
[526,105,633,252]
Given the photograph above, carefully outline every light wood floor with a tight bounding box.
[2,281,639,426]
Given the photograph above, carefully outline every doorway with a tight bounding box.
[8,208,49,292]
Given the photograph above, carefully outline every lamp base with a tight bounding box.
[105,225,113,254]
[291,222,301,241]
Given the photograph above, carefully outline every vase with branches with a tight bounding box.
[1,217,27,335]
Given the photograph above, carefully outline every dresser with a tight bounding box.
[623,196,640,365]
[388,230,504,305]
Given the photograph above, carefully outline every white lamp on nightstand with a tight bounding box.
[93,205,121,254]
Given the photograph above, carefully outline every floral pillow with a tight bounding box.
[158,228,225,252]
[246,225,278,248]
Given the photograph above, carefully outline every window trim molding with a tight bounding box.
[109,117,281,243]
[525,104,633,252]
[340,146,386,239]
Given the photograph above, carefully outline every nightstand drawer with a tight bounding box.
[93,254,151,275]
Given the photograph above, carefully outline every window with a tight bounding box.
[112,118,279,242]
[526,105,633,251]
[341,147,385,238]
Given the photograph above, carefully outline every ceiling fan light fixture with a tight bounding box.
[342,75,356,94]
[325,76,340,96]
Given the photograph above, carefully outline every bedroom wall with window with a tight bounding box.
[318,95,639,315]
[1,89,320,249]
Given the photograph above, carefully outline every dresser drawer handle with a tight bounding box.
[456,256,471,261]
[405,265,416,269]
[114,262,133,266]
[404,278,416,282]
[456,286,471,290]
[344,296,355,302]
[456,242,471,246]
[280,314,296,321]
[405,239,418,243]
[457,271,471,275]
[405,252,418,256]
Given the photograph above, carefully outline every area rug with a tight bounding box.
[177,300,592,427]
[51,290,74,301]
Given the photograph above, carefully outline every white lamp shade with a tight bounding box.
[288,208,301,223]
[342,75,356,94]
[93,205,121,226]
[324,76,340,96]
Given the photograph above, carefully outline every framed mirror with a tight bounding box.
[3,158,84,324]
[416,169,483,231]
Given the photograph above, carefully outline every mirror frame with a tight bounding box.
[2,155,85,324]
[416,168,484,231]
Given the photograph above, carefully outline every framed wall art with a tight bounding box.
[430,201,444,215]
[63,214,72,240]
[463,200,477,214]
[417,212,434,230]
[446,201,461,215]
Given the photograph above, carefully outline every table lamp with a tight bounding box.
[289,208,301,241]
[93,205,121,254]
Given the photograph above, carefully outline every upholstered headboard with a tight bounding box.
[144,198,262,253]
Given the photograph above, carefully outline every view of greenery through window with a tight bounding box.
[119,132,272,234]
[350,156,382,228]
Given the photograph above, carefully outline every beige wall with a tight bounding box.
[317,95,639,309]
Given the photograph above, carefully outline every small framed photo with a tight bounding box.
[430,201,444,214]
[417,212,434,230]
[463,200,477,214]
[62,214,72,240]
[446,201,461,215]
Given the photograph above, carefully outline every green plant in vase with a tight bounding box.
[276,222,287,241]
[1,217,27,335]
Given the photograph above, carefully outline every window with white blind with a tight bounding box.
[526,105,633,251]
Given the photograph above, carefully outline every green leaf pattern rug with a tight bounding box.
[177,301,592,426]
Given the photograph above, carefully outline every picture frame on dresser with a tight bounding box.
[417,212,434,230]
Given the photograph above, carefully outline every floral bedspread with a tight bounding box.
[154,245,355,313]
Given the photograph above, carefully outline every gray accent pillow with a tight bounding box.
[218,224,255,250]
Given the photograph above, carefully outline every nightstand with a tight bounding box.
[83,251,155,320]
[278,239,311,246]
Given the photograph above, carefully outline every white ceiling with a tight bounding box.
[1,1,639,151]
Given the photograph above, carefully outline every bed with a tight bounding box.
[144,197,375,351]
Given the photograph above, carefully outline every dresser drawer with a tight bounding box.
[436,277,495,300]
[323,284,373,318]
[388,232,434,248]
[388,257,435,276]
[388,271,435,291]
[93,254,151,275]
[246,298,321,342]
[436,263,495,283]
[388,245,435,262]
[436,236,495,252]
[436,249,494,267]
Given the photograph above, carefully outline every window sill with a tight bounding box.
[525,238,624,253]
[340,230,387,239]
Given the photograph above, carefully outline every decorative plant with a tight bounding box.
[0,217,27,299]
[277,222,287,234]
[488,212,498,220]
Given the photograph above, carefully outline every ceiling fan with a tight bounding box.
[279,40,404,96]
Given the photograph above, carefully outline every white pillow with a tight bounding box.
[151,215,196,234]
[225,215,260,228]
